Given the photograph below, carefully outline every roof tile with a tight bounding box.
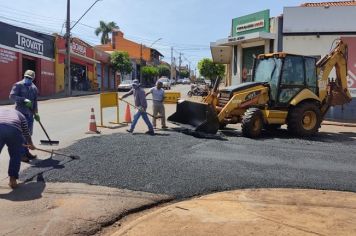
[301,1,356,7]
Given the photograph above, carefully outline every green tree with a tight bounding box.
[110,51,133,76]
[142,66,159,84]
[179,70,190,78]
[95,21,119,44]
[198,58,225,85]
[157,65,171,77]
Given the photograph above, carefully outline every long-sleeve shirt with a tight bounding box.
[9,79,38,116]
[122,87,148,109]
[0,108,31,140]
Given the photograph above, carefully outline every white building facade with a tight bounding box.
[283,3,356,121]
[211,10,282,86]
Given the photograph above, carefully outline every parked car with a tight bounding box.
[177,78,184,84]
[158,77,171,90]
[182,78,191,84]
[117,80,133,91]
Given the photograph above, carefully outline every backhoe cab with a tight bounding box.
[168,40,351,137]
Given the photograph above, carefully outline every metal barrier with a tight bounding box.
[99,92,121,127]
[164,91,181,104]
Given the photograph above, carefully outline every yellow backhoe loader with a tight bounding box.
[168,39,352,137]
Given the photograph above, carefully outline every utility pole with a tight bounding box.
[65,0,71,96]
[170,47,174,80]
[178,52,182,79]
[140,43,143,83]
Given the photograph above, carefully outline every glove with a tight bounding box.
[138,106,145,112]
[24,99,32,109]
[34,113,40,122]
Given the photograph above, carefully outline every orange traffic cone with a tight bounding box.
[124,103,132,123]
[86,108,100,134]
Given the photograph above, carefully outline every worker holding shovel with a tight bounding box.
[9,70,39,162]
[120,80,155,135]
[146,81,168,129]
[0,107,36,188]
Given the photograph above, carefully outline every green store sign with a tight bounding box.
[232,10,270,37]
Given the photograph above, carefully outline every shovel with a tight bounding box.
[30,108,59,145]
[35,147,80,160]
[118,97,162,119]
[37,120,60,145]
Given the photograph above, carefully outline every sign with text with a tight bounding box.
[0,48,17,64]
[0,21,54,59]
[236,20,265,33]
[232,10,270,37]
[71,41,87,56]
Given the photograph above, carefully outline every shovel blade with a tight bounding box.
[40,140,60,146]
[168,100,219,134]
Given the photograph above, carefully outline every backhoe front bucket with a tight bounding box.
[168,100,220,134]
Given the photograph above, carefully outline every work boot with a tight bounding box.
[145,130,155,135]
[26,152,37,160]
[126,129,133,133]
[21,156,30,163]
[9,177,18,189]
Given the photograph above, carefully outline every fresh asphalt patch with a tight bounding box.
[20,129,356,198]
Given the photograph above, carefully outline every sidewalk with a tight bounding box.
[322,120,356,127]
[110,189,356,236]
[0,90,102,105]
[0,182,171,236]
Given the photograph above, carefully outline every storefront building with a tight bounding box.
[94,48,114,91]
[211,10,282,86]
[55,35,99,92]
[0,21,55,100]
[283,2,356,121]
[96,30,163,86]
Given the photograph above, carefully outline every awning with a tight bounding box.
[210,31,276,63]
[58,49,100,64]
[215,32,276,46]
[210,43,232,64]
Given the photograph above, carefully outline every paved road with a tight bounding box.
[20,127,356,199]
[2,83,356,199]
[0,84,191,180]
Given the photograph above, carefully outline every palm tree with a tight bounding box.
[95,21,119,44]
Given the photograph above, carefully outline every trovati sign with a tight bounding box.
[0,21,54,59]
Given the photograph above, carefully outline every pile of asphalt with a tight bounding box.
[20,129,356,198]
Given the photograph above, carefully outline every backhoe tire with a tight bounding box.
[288,102,321,137]
[241,108,264,138]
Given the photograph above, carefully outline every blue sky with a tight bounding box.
[0,0,324,69]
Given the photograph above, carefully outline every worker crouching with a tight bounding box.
[0,108,36,188]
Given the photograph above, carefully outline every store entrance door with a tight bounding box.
[71,63,89,91]
[242,46,264,83]
[22,56,37,84]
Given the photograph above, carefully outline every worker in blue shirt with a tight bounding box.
[9,70,40,162]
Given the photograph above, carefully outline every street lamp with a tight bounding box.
[139,38,163,83]
[65,0,103,96]
[149,38,162,48]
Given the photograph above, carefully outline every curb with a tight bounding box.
[322,121,356,127]
[0,91,103,105]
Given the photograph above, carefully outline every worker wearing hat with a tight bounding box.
[9,70,39,162]
[121,80,155,135]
